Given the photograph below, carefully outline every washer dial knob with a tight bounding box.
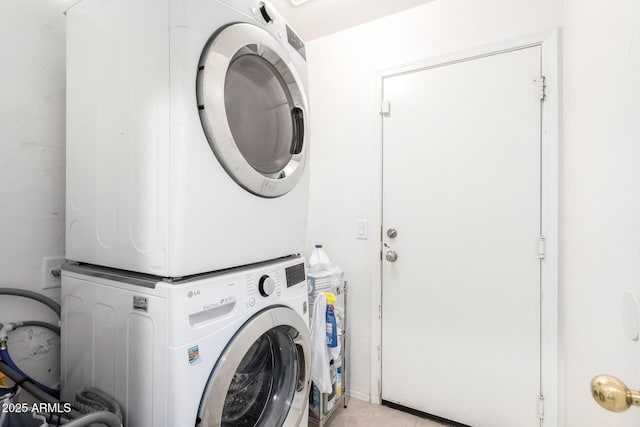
[259,275,276,297]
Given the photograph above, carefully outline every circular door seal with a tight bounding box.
[197,23,309,198]
[196,306,311,427]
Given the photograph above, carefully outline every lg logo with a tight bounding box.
[187,290,201,298]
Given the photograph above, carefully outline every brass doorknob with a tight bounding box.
[591,375,640,412]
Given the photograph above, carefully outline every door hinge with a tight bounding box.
[538,236,546,260]
[535,76,546,101]
[380,100,391,115]
[538,395,545,420]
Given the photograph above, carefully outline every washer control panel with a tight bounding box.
[259,275,276,297]
[285,263,305,288]
[243,259,306,308]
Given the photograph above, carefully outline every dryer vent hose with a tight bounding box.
[75,387,123,423]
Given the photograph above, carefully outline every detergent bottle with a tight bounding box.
[324,292,338,348]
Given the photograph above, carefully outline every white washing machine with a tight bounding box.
[61,256,310,427]
[64,0,310,277]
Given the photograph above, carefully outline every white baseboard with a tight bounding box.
[347,389,370,403]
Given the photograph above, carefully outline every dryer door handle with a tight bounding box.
[290,107,305,155]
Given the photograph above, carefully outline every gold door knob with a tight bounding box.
[591,375,640,412]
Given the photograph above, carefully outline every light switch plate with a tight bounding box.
[356,219,368,240]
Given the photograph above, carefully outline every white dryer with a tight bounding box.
[65,0,310,277]
[61,256,311,427]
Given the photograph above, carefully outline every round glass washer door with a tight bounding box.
[196,306,311,427]
[197,23,308,198]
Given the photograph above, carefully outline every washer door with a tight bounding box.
[197,23,308,198]
[196,306,311,427]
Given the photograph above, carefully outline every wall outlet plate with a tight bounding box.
[42,256,65,290]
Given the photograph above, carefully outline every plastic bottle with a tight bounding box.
[308,244,331,272]
[307,244,344,298]
[324,292,338,348]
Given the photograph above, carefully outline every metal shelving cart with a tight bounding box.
[309,281,349,426]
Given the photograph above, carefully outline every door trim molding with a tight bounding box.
[370,29,560,427]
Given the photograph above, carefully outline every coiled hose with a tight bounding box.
[0,320,61,398]
[74,387,123,421]
[0,288,62,398]
[0,347,59,398]
[0,360,81,419]
[6,321,60,336]
[0,290,122,426]
[0,288,60,318]
[1,361,124,426]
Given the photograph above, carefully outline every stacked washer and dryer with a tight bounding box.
[61,0,312,426]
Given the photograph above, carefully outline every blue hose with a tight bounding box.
[0,347,59,398]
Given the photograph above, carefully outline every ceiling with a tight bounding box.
[269,0,435,41]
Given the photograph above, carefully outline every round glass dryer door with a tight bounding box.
[197,23,308,198]
[197,307,310,427]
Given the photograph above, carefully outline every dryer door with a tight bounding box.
[196,306,311,427]
[197,23,308,198]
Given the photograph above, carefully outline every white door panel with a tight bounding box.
[381,47,542,427]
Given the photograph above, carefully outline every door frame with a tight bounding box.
[370,30,559,427]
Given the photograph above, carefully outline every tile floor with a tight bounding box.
[319,397,449,427]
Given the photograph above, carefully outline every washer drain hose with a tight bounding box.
[0,360,80,419]
[74,387,123,422]
[0,348,59,398]
[0,288,60,318]
[16,321,60,335]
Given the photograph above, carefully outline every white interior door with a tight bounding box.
[381,46,543,427]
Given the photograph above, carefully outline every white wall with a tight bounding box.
[0,0,66,385]
[308,0,640,425]
[306,0,564,403]
[3,1,640,424]
[561,0,640,425]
